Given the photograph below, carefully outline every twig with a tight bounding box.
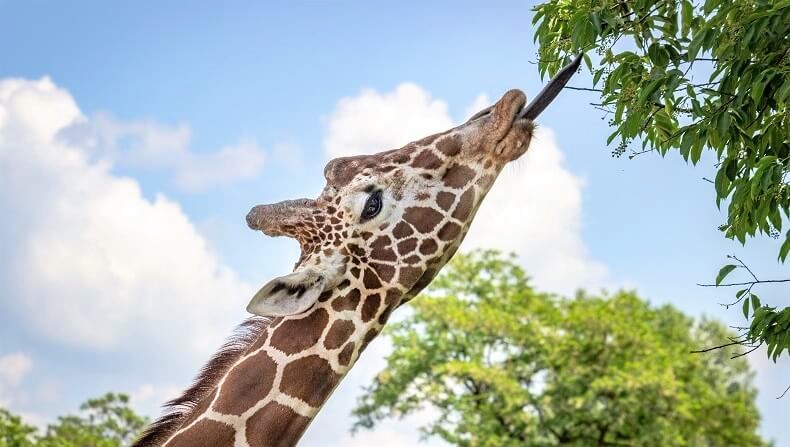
[731,343,761,359]
[628,148,655,158]
[778,385,790,399]
[690,340,748,353]
[566,86,603,92]
[728,254,759,282]
[699,279,790,287]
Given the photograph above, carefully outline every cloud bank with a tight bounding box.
[60,111,266,192]
[0,78,250,354]
[0,352,33,407]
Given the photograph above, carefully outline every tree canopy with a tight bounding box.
[0,393,147,447]
[353,250,768,446]
[532,0,789,361]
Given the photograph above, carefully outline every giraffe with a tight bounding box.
[133,56,582,447]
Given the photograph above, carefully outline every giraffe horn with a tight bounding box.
[517,53,583,121]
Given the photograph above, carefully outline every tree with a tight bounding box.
[531,0,789,362]
[353,251,768,446]
[0,393,147,447]
[0,409,36,447]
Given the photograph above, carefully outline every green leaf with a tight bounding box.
[716,112,731,139]
[680,130,694,159]
[714,168,730,199]
[593,69,604,86]
[716,264,737,285]
[607,130,620,145]
[681,0,694,35]
[687,28,707,61]
[751,294,761,312]
[743,295,751,318]
[751,75,767,104]
[779,234,790,262]
[590,12,602,32]
[639,79,662,104]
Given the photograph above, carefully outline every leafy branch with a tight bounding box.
[532,0,790,363]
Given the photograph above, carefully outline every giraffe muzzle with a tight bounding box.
[246,198,317,238]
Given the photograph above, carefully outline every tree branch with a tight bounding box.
[698,279,790,287]
[566,86,604,92]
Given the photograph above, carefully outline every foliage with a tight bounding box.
[0,409,36,447]
[532,0,790,361]
[353,251,768,446]
[0,393,147,447]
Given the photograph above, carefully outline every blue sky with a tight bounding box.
[0,1,787,445]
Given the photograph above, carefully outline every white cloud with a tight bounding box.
[59,110,266,192]
[463,128,608,294]
[0,352,33,407]
[324,83,454,158]
[174,140,265,192]
[322,84,607,294]
[0,77,250,353]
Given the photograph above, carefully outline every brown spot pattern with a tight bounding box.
[332,288,360,312]
[371,246,396,262]
[361,294,381,322]
[452,188,475,221]
[384,289,402,307]
[167,419,235,447]
[281,355,339,407]
[324,320,355,349]
[419,239,438,255]
[392,222,413,239]
[438,222,462,241]
[246,402,311,447]
[436,135,461,156]
[396,238,418,255]
[398,266,423,287]
[403,207,444,233]
[338,342,355,366]
[213,350,277,416]
[443,164,475,188]
[412,150,442,169]
[371,262,395,281]
[270,309,329,355]
[362,268,382,289]
[436,191,455,211]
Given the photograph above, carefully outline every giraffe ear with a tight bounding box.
[246,268,328,317]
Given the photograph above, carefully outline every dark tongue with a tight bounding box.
[517,53,583,121]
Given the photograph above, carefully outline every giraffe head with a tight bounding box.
[246,56,581,317]
[245,90,533,317]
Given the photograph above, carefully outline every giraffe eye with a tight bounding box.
[361,190,383,221]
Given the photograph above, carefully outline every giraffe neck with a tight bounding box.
[162,282,402,447]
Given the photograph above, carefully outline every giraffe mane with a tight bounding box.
[132,316,271,447]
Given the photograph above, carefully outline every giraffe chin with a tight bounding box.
[496,117,536,163]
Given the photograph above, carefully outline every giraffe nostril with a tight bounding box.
[246,207,260,229]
